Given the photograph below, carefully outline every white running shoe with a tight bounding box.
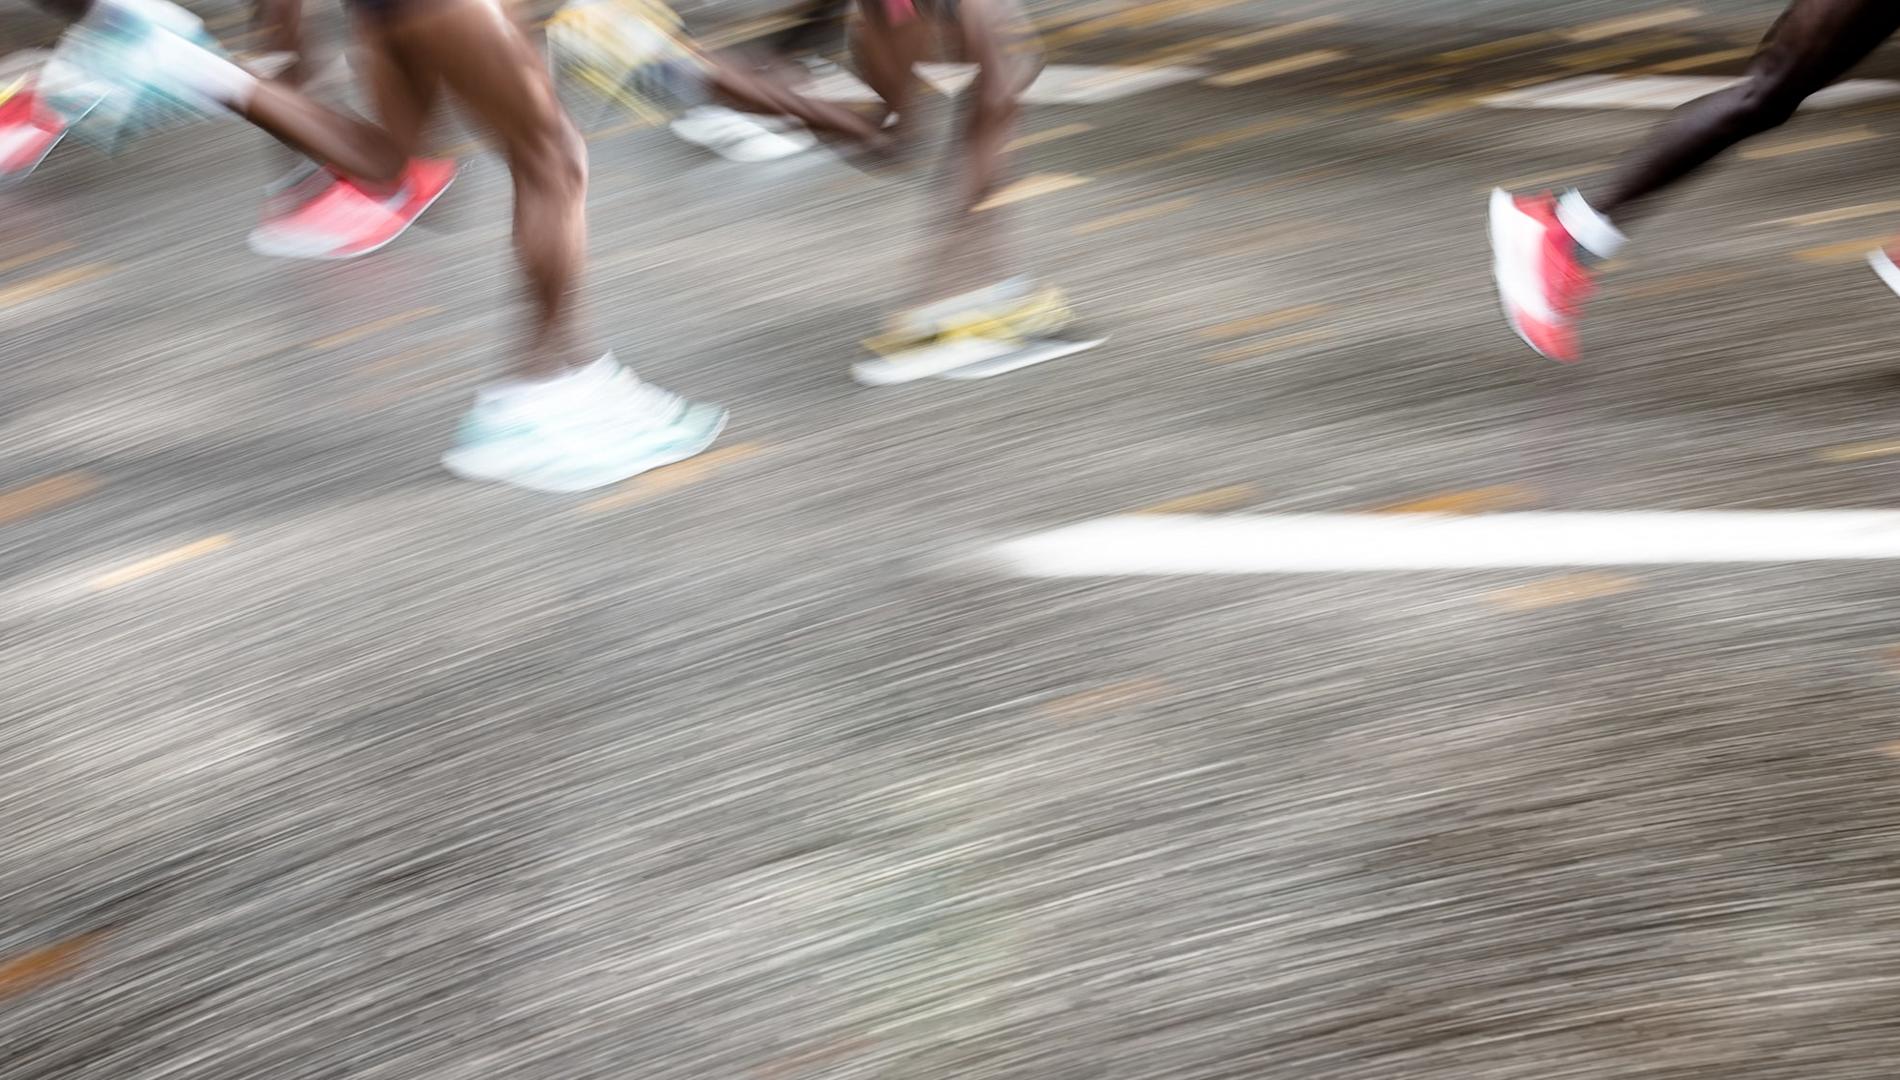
[441,355,727,493]
[669,105,816,162]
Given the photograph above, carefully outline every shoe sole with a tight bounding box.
[1487,187,1561,362]
[851,337,1019,386]
[1869,248,1900,299]
[440,405,729,493]
[247,169,457,261]
[936,336,1105,380]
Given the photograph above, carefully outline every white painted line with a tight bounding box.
[808,63,1206,105]
[1482,75,1900,112]
[986,512,1900,576]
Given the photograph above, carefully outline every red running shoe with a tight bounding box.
[0,79,71,179]
[248,158,457,260]
[1487,188,1593,362]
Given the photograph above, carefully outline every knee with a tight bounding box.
[1724,67,1810,135]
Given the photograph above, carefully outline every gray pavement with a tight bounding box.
[6,1,1900,1077]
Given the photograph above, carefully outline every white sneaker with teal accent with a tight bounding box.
[38,0,234,153]
[441,356,727,493]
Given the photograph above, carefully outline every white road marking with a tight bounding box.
[808,63,1206,105]
[1483,75,1900,111]
[985,512,1900,576]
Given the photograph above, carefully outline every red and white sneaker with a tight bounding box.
[1869,245,1900,299]
[248,158,457,260]
[1488,188,1594,363]
[0,79,71,179]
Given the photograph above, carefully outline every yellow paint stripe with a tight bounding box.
[1776,200,1900,227]
[0,473,100,526]
[1007,122,1094,151]
[1793,236,1887,265]
[1039,678,1169,721]
[1645,46,1753,73]
[361,333,483,376]
[1373,485,1536,515]
[1489,163,1608,194]
[307,307,443,351]
[1043,0,1251,47]
[1072,196,1196,236]
[1553,35,1694,71]
[1618,267,1753,299]
[1879,739,1900,760]
[1489,572,1639,611]
[1205,49,1346,88]
[1820,440,1900,463]
[581,442,766,512]
[92,535,232,591]
[1179,116,1303,153]
[1436,32,1554,65]
[1388,95,1484,122]
[0,242,75,275]
[0,265,114,308]
[1741,126,1879,160]
[974,173,1090,211]
[1561,8,1699,43]
[1208,328,1337,363]
[1134,484,1258,514]
[1208,16,1340,52]
[0,934,104,999]
[1199,303,1328,341]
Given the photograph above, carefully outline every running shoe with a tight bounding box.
[1488,188,1593,362]
[853,281,1078,385]
[248,158,456,259]
[1869,244,1900,300]
[37,0,235,154]
[0,77,71,179]
[669,105,816,162]
[441,355,728,492]
[546,0,709,124]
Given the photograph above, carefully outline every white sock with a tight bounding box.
[90,0,259,110]
[1556,189,1627,260]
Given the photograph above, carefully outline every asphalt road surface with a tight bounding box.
[5,1,1900,1077]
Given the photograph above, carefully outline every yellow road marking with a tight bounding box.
[1776,200,1900,227]
[0,265,114,308]
[0,934,104,999]
[1645,46,1753,73]
[1617,267,1751,298]
[307,307,444,351]
[1135,484,1258,514]
[0,242,75,275]
[1561,8,1699,43]
[1389,95,1485,122]
[92,535,232,591]
[1007,122,1094,151]
[1879,740,1900,760]
[1042,0,1250,46]
[1741,126,1879,160]
[1373,485,1536,515]
[1435,32,1554,65]
[1208,328,1337,363]
[1488,163,1608,194]
[1179,116,1303,154]
[1209,16,1340,52]
[361,333,483,376]
[1793,235,1887,264]
[581,442,766,512]
[0,473,100,527]
[1072,196,1196,236]
[1039,678,1169,721]
[1553,35,1694,70]
[1489,572,1638,611]
[1199,303,1328,341]
[974,173,1090,211]
[1820,440,1900,463]
[1205,49,1346,88]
